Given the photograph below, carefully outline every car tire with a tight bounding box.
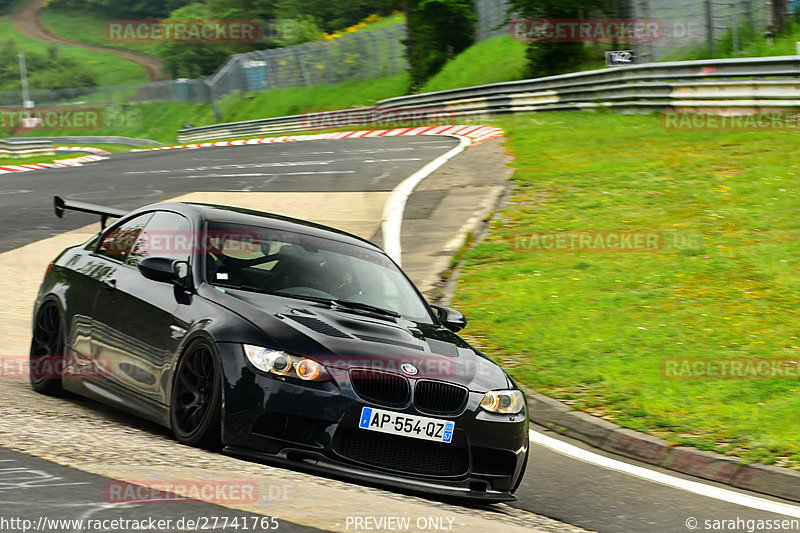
[29,301,65,395]
[170,338,223,451]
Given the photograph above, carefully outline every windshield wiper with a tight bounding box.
[225,286,334,306]
[216,284,401,318]
[331,300,401,318]
[268,290,400,317]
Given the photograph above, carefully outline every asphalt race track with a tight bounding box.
[0,447,322,532]
[1,136,799,532]
[0,137,460,253]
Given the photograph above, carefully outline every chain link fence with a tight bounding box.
[208,24,406,99]
[0,2,794,111]
[0,24,407,109]
[632,0,773,61]
[0,80,214,108]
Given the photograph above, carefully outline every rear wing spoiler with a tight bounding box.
[54,195,127,229]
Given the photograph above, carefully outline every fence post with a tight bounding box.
[206,80,220,122]
[238,58,247,100]
[388,27,398,75]
[706,0,716,56]
[263,52,276,89]
[296,46,310,87]
[354,32,369,80]
[365,30,382,78]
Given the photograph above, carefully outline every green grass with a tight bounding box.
[452,112,800,469]
[420,36,528,93]
[0,14,146,87]
[218,73,410,121]
[39,5,159,55]
[14,102,214,144]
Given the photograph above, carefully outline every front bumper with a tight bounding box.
[218,343,529,503]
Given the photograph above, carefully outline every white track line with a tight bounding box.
[381,135,471,264]
[529,429,800,518]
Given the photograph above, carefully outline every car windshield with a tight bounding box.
[203,221,432,322]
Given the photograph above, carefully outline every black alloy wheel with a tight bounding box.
[170,339,223,450]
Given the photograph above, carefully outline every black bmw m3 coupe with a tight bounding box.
[30,196,529,502]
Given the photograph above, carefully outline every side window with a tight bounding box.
[127,211,193,267]
[96,213,153,263]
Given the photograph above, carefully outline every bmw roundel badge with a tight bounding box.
[401,363,418,375]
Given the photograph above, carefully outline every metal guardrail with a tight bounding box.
[0,139,54,158]
[17,136,161,146]
[177,56,800,143]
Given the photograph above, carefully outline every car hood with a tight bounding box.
[200,285,511,391]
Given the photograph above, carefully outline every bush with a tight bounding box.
[0,39,98,92]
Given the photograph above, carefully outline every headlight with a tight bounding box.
[480,390,525,414]
[243,345,330,381]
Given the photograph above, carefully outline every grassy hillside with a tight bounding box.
[0,14,146,87]
[39,6,159,55]
[218,73,410,122]
[420,36,528,93]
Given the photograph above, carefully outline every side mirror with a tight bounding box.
[138,257,190,286]
[431,304,467,333]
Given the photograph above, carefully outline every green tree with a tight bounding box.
[508,0,613,77]
[405,0,476,89]
[155,4,232,78]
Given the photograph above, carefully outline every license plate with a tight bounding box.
[358,407,454,444]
